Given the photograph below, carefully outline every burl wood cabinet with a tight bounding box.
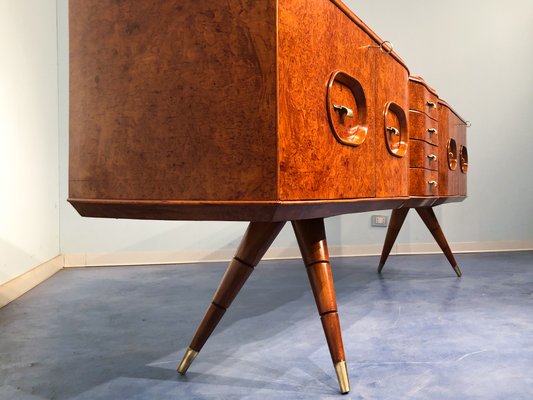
[69,0,469,394]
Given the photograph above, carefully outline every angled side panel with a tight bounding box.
[69,0,278,204]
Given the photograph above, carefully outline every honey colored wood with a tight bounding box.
[409,168,439,196]
[409,140,439,170]
[292,218,346,365]
[69,0,467,218]
[375,51,409,197]
[69,1,470,394]
[377,208,410,273]
[416,208,462,277]
[278,0,377,200]
[457,126,468,196]
[408,78,439,120]
[438,100,467,197]
[327,71,368,147]
[438,104,451,195]
[187,221,285,352]
[328,0,410,73]
[409,110,439,146]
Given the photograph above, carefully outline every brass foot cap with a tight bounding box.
[452,265,462,278]
[334,361,350,394]
[177,347,199,375]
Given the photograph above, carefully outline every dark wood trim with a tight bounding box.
[377,208,410,273]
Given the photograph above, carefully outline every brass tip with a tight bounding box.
[452,265,462,278]
[177,347,199,375]
[377,263,384,274]
[334,361,350,394]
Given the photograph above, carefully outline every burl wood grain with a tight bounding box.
[438,100,468,196]
[375,51,409,197]
[69,0,278,201]
[409,168,439,196]
[409,110,439,146]
[457,123,468,196]
[408,77,439,120]
[278,0,377,200]
[409,140,438,170]
[69,0,467,221]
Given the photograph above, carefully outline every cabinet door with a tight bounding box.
[457,120,468,196]
[375,50,409,198]
[438,105,462,196]
[278,0,376,200]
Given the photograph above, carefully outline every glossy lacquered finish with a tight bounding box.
[409,140,439,170]
[69,0,469,395]
[438,100,468,197]
[409,110,439,145]
[409,76,439,120]
[68,0,426,219]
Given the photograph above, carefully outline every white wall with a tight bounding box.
[58,0,533,263]
[349,0,533,247]
[0,0,60,285]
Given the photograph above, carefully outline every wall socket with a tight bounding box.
[371,215,388,227]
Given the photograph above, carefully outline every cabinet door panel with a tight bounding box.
[278,0,376,200]
[375,51,409,198]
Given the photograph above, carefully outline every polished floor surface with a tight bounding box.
[1,251,532,399]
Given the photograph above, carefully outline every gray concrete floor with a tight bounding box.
[1,251,532,399]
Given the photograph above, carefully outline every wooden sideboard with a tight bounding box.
[69,0,469,394]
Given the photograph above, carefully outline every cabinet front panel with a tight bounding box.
[456,120,468,196]
[278,0,376,200]
[438,104,464,196]
[375,52,409,197]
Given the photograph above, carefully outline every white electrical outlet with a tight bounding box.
[371,215,388,227]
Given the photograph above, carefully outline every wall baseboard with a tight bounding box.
[63,241,533,268]
[2,241,531,308]
[0,255,64,308]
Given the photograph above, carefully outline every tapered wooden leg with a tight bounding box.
[416,207,462,277]
[377,208,410,273]
[292,218,350,394]
[177,221,286,374]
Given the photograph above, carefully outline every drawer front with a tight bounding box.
[409,110,438,145]
[409,81,438,120]
[409,140,439,170]
[409,168,439,196]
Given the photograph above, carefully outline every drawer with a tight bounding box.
[409,168,439,196]
[409,140,439,170]
[409,110,438,145]
[409,80,438,120]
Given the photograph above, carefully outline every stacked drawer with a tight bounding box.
[408,77,440,196]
